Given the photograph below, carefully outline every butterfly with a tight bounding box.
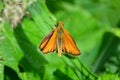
[39,21,80,56]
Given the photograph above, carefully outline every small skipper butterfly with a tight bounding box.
[39,21,80,56]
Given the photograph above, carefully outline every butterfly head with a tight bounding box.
[56,21,64,37]
[56,21,64,27]
[58,21,64,26]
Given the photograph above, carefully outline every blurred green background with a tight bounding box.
[0,0,120,80]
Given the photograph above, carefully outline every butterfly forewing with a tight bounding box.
[40,30,57,53]
[62,30,80,55]
[40,31,53,49]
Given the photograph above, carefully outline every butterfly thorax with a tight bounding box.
[56,21,64,38]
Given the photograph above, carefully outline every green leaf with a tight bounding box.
[101,74,120,80]
[0,57,4,80]
[108,28,120,38]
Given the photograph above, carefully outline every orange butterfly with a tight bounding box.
[39,21,80,56]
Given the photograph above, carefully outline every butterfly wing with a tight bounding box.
[62,30,80,55]
[39,29,57,53]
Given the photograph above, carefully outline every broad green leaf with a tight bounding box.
[0,23,23,79]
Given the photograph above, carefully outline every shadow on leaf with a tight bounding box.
[14,24,48,79]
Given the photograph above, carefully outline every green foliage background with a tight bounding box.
[0,0,120,80]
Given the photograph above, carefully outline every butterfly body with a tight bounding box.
[39,21,80,56]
